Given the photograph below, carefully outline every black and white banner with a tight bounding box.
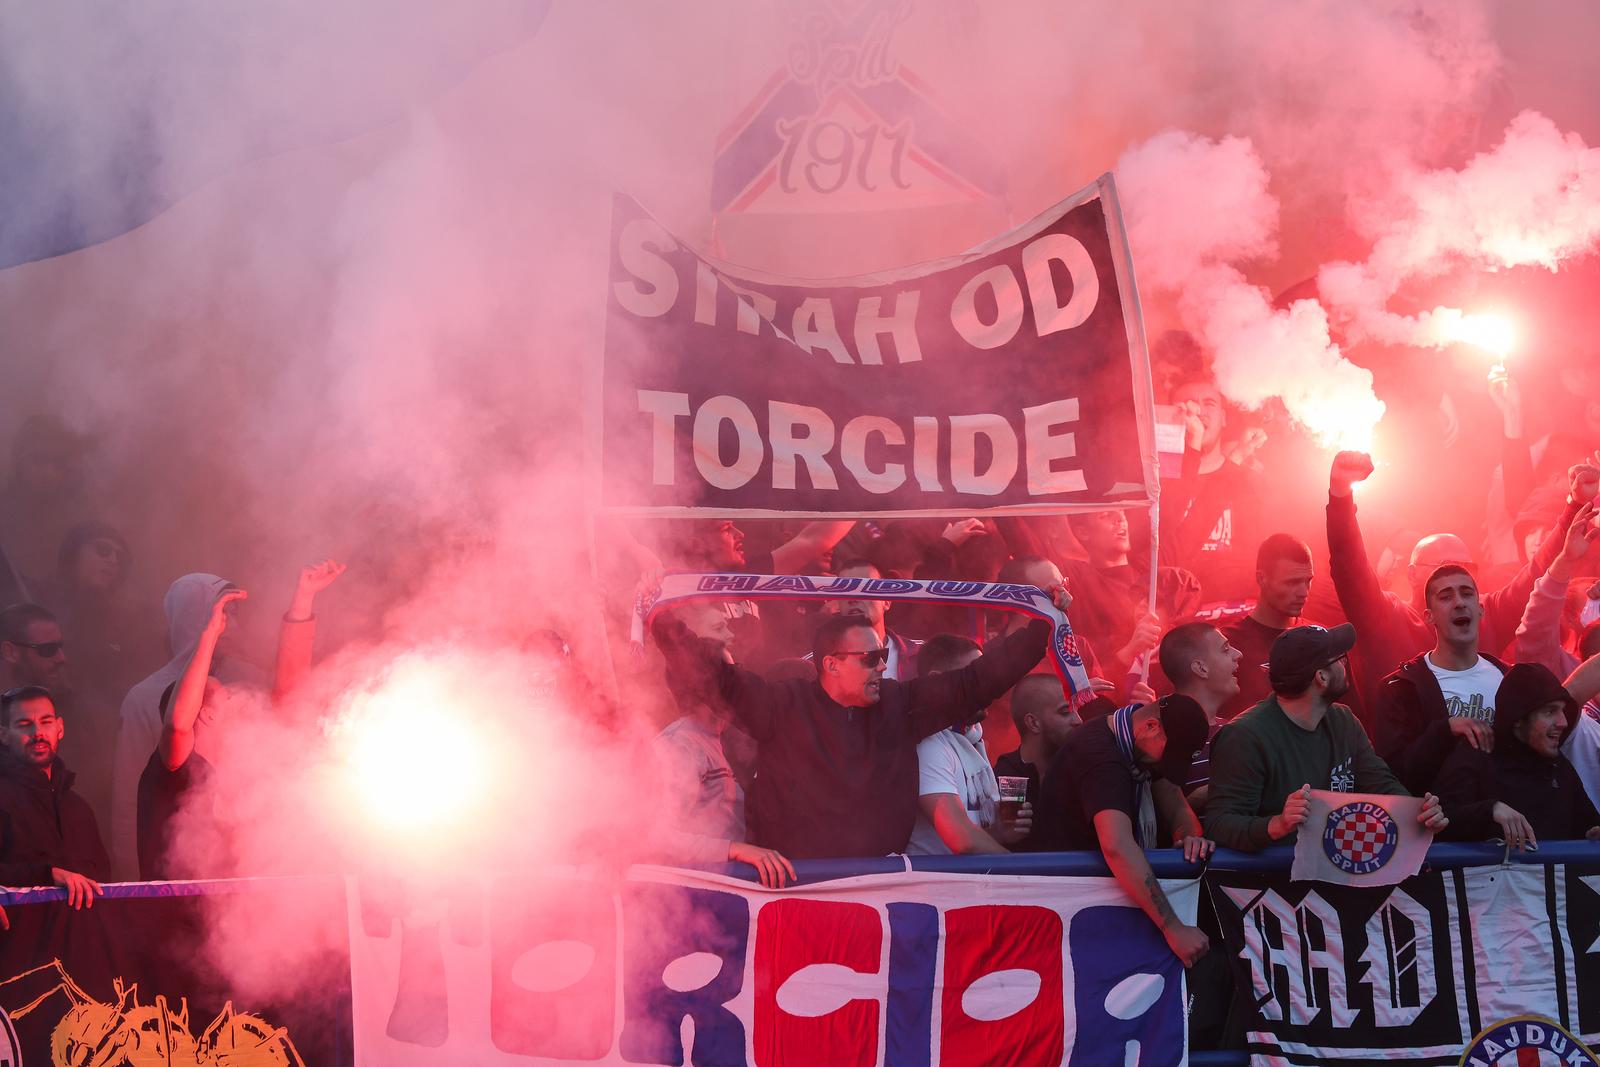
[599,177,1156,516]
[1209,862,1600,1065]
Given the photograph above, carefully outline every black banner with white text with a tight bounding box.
[599,177,1156,516]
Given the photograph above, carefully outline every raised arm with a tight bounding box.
[1326,452,1401,641]
[1566,651,1600,709]
[159,588,246,771]
[903,586,1063,739]
[1516,502,1596,674]
[273,559,345,702]
[770,521,855,574]
[1093,808,1209,967]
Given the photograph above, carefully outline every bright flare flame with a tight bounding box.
[1442,310,1516,359]
[331,658,493,834]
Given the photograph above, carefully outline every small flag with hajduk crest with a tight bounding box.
[1290,790,1433,887]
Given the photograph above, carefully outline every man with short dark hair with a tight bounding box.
[1435,663,1600,847]
[1157,622,1241,810]
[670,584,1072,859]
[1326,450,1586,707]
[1060,511,1200,683]
[1218,535,1314,720]
[822,559,922,680]
[0,686,107,908]
[994,674,1080,851]
[0,602,69,694]
[1163,376,1267,602]
[1036,693,1215,966]
[907,634,1031,855]
[1374,565,1508,794]
[650,603,793,889]
[1205,623,1449,852]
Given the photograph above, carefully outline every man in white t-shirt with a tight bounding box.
[906,635,1031,855]
[1375,564,1509,793]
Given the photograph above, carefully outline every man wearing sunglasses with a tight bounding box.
[667,583,1073,860]
[0,602,70,695]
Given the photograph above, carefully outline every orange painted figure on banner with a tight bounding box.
[0,958,305,1067]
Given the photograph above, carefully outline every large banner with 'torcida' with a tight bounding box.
[599,177,1156,517]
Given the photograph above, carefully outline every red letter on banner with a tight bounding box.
[940,905,1063,1067]
[753,898,882,1067]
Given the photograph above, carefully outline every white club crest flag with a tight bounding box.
[1290,790,1434,886]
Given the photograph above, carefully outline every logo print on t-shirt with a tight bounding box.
[1444,692,1493,723]
[1322,801,1399,876]
[1328,757,1354,793]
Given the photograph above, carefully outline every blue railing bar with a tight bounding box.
[714,841,1600,885]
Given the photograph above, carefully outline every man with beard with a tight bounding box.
[1374,565,1508,794]
[1205,623,1449,852]
[0,686,107,909]
[993,673,1082,851]
[1434,663,1600,847]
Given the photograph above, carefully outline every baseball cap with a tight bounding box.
[1155,694,1210,783]
[1267,623,1357,693]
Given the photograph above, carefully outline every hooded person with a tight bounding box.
[108,574,263,880]
[1434,663,1600,847]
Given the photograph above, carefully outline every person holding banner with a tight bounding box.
[1204,623,1449,852]
[1433,662,1600,848]
[668,583,1073,860]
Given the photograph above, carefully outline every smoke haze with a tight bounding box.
[2,0,1600,1012]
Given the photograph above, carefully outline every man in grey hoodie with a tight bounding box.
[109,562,342,880]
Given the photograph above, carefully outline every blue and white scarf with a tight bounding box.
[1111,703,1158,848]
[633,571,1092,698]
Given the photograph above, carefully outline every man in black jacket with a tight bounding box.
[0,685,107,907]
[671,584,1072,859]
[1374,565,1508,793]
[1435,663,1600,847]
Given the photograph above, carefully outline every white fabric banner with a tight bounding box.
[1290,790,1433,887]
[348,866,1198,1067]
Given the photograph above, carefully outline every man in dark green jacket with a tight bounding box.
[1204,623,1450,851]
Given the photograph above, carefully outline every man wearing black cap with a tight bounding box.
[1434,663,1600,848]
[1036,694,1214,966]
[1205,623,1449,852]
